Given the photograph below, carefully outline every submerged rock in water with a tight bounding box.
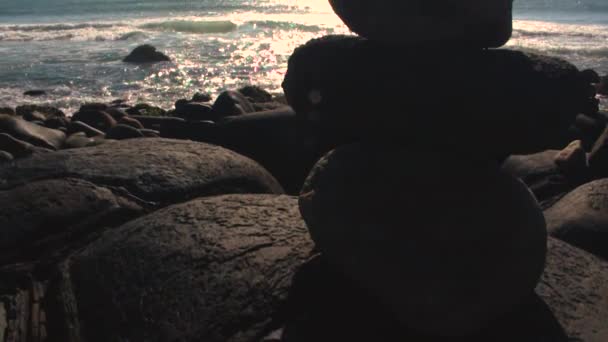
[23,89,47,97]
[123,44,171,63]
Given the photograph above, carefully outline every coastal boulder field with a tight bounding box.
[1,0,608,341]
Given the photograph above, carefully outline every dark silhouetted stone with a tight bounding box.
[16,105,65,120]
[191,92,212,102]
[328,0,513,47]
[283,36,596,157]
[589,126,608,177]
[299,143,547,336]
[239,85,273,103]
[126,103,167,117]
[0,151,13,163]
[174,101,215,121]
[117,116,144,129]
[23,90,46,97]
[553,140,588,180]
[123,44,171,63]
[0,107,15,116]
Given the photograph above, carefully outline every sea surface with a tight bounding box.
[0,0,607,113]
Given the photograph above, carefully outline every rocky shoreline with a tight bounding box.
[1,42,608,341]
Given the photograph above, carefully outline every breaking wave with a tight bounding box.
[139,20,237,34]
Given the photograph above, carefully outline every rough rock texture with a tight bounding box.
[0,178,144,265]
[0,115,65,150]
[123,44,171,63]
[299,143,547,336]
[51,194,314,342]
[502,150,582,208]
[0,138,284,204]
[544,179,608,259]
[328,0,513,47]
[283,36,597,157]
[281,238,608,342]
[537,238,608,342]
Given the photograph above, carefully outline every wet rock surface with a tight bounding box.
[0,138,284,204]
[53,194,313,342]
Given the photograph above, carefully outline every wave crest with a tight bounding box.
[139,20,237,34]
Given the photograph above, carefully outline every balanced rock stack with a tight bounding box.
[283,0,600,337]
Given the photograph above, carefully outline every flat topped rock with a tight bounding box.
[283,36,597,156]
[329,0,513,47]
[0,138,284,204]
[52,194,314,342]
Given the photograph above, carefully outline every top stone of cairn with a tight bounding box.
[329,0,513,47]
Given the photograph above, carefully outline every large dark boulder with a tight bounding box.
[0,178,144,265]
[0,115,65,150]
[0,138,284,204]
[50,194,314,342]
[544,179,608,259]
[283,36,597,157]
[123,44,171,63]
[281,238,608,341]
[299,143,547,336]
[328,0,513,48]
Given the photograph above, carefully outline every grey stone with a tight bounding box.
[52,194,313,342]
[0,138,284,204]
[544,179,608,259]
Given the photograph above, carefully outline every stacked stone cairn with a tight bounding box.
[282,0,601,337]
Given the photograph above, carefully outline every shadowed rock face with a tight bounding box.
[298,143,547,336]
[0,138,284,204]
[281,238,608,342]
[51,195,314,342]
[544,179,608,259]
[0,178,144,265]
[0,115,65,150]
[283,36,597,157]
[329,0,513,48]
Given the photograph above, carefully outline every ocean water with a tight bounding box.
[0,0,607,113]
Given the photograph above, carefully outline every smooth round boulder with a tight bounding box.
[0,178,144,265]
[329,0,513,47]
[0,138,284,204]
[105,124,144,140]
[71,110,116,132]
[51,194,313,342]
[299,143,547,336]
[544,179,608,259]
[117,116,144,129]
[589,126,608,178]
[0,115,65,150]
[64,132,106,149]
